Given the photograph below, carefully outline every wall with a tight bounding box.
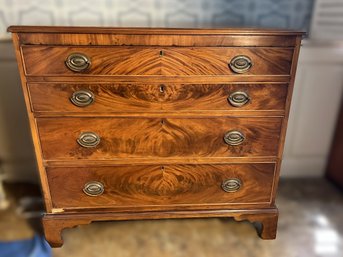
[310,0,343,41]
[0,0,313,39]
[0,41,37,182]
[280,0,343,177]
[282,42,343,177]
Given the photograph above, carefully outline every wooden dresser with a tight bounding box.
[8,26,303,247]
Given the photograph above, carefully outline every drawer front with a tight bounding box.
[29,83,288,113]
[47,163,276,210]
[22,46,293,76]
[37,117,282,160]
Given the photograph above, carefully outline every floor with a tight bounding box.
[1,178,342,257]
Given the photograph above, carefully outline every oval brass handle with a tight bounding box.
[70,90,94,107]
[83,181,104,196]
[221,178,242,193]
[224,130,245,146]
[229,55,252,74]
[228,91,250,107]
[77,132,100,148]
[65,53,91,72]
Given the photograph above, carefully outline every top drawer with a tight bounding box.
[21,46,293,77]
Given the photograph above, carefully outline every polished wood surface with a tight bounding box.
[8,26,303,47]
[26,75,292,84]
[47,163,275,210]
[9,26,303,246]
[37,117,282,160]
[7,26,305,35]
[22,46,293,76]
[42,208,279,247]
[17,33,299,47]
[28,83,288,113]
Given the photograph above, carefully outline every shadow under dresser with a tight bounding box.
[7,26,303,247]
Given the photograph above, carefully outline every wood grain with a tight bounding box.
[22,46,293,76]
[271,36,304,204]
[8,26,305,35]
[47,163,275,210]
[28,83,288,113]
[8,26,303,246]
[9,34,54,212]
[43,157,279,167]
[18,33,299,47]
[42,208,279,247]
[8,26,303,47]
[36,117,282,160]
[26,75,292,84]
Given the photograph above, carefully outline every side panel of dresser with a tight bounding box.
[272,36,303,202]
[11,33,53,211]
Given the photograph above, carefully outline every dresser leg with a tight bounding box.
[257,213,278,239]
[234,209,278,240]
[42,215,91,247]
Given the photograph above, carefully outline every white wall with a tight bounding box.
[281,42,343,177]
[0,0,313,39]
[310,0,343,41]
[280,0,343,177]
[0,41,38,182]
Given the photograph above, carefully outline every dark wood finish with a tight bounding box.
[26,75,292,84]
[326,97,343,189]
[17,33,298,47]
[7,26,305,35]
[42,208,279,247]
[37,117,282,160]
[22,46,293,76]
[47,163,275,210]
[8,26,303,47]
[28,83,288,113]
[43,157,278,167]
[10,34,54,212]
[9,26,303,247]
[272,36,303,201]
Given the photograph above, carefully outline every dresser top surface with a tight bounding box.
[7,26,305,36]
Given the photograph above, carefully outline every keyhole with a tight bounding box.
[161,119,165,125]
[159,50,164,57]
[159,84,165,93]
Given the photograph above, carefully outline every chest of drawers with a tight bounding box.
[8,26,303,247]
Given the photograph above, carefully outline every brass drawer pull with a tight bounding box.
[229,55,252,74]
[228,91,250,107]
[83,181,104,196]
[77,132,100,148]
[70,90,94,107]
[221,178,242,193]
[224,130,245,146]
[65,53,91,72]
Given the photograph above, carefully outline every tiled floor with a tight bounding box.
[1,179,343,257]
